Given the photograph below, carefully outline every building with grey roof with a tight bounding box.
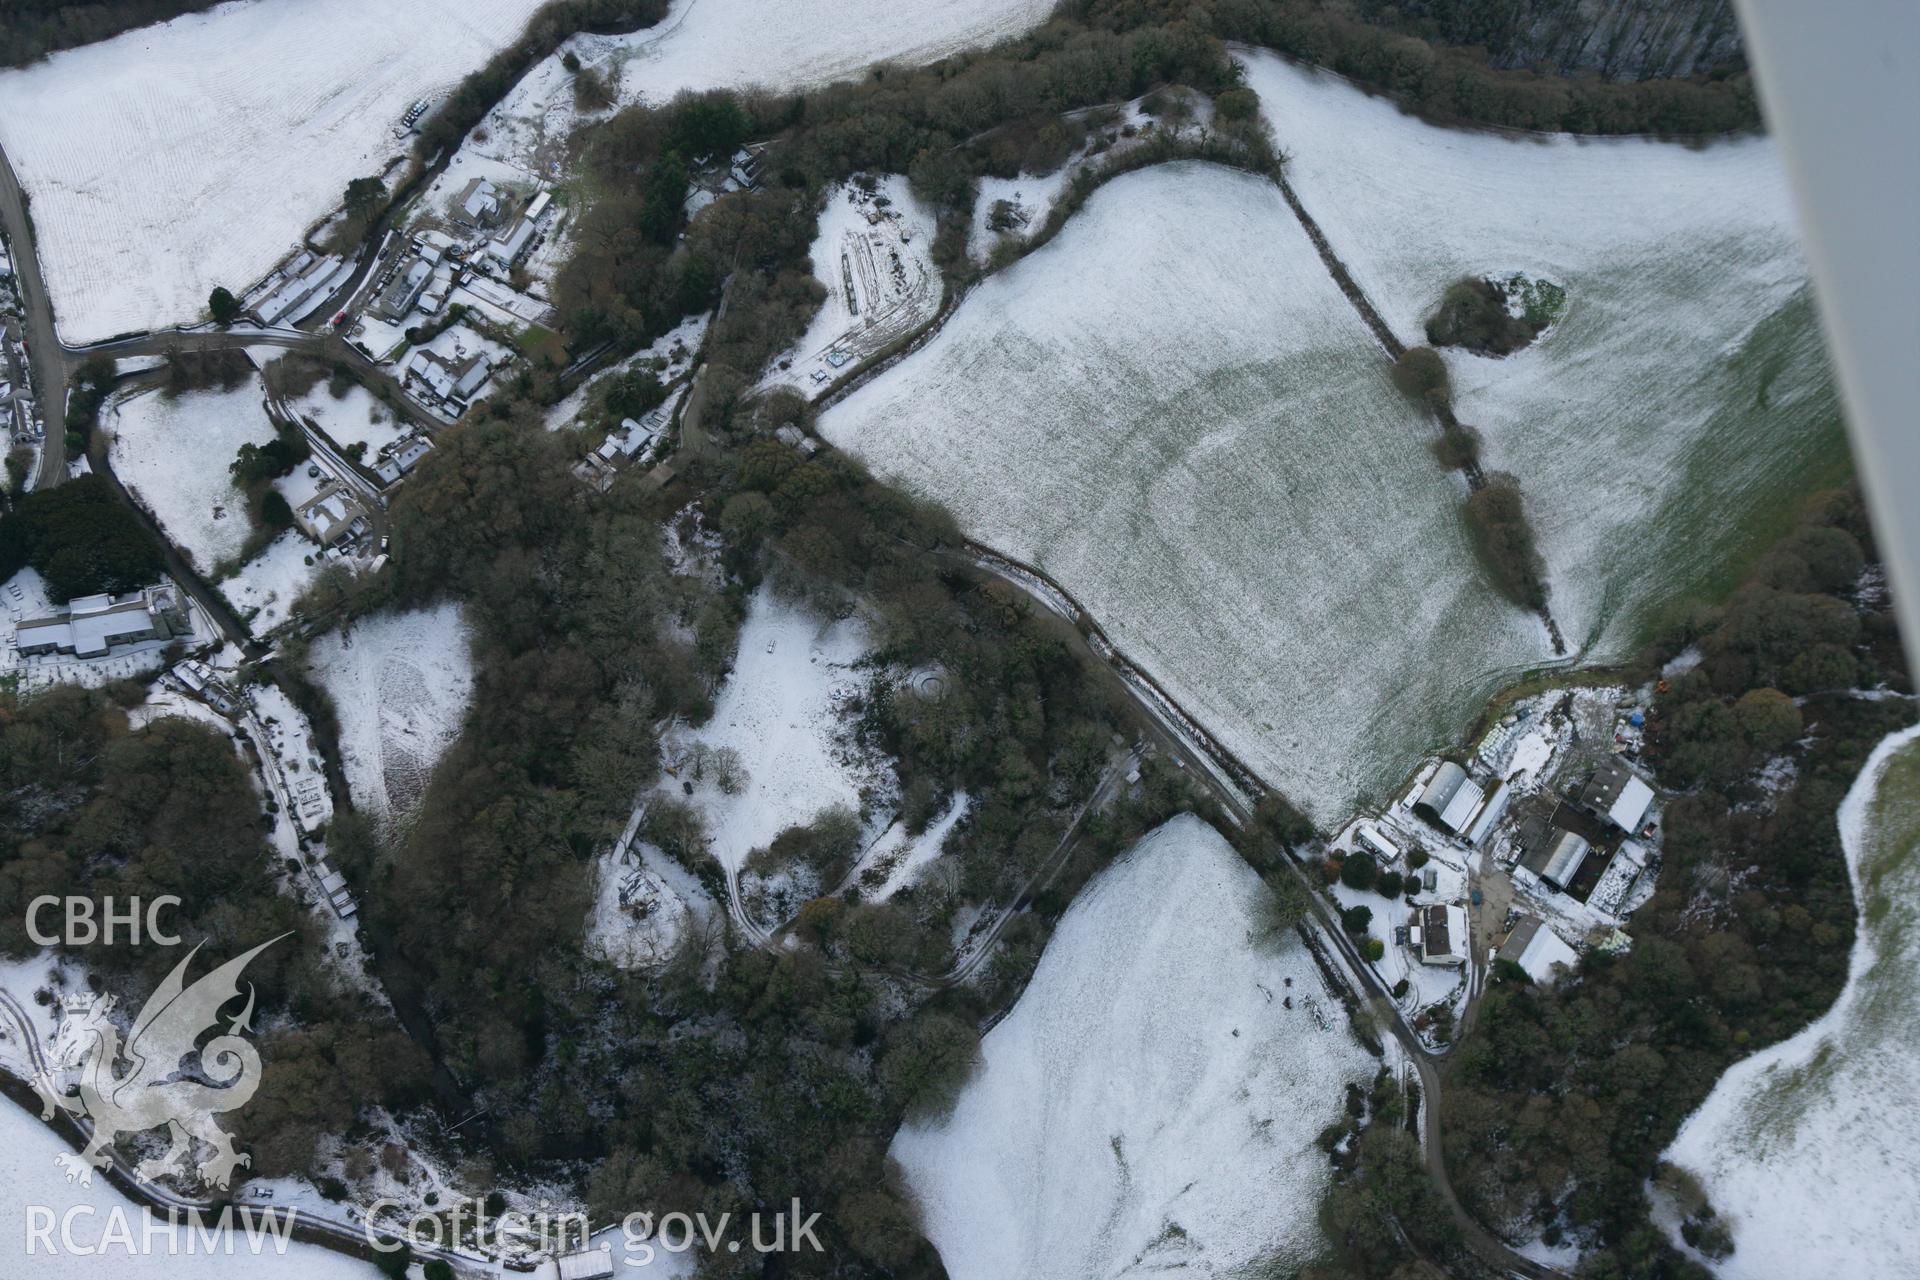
[1415,760,1485,835]
[14,587,187,659]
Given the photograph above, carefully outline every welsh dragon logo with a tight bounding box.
[33,936,286,1190]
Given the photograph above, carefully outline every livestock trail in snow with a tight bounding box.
[1271,165,1568,656]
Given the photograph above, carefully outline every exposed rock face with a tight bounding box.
[1362,0,1746,81]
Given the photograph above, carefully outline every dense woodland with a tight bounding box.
[0,474,163,602]
[319,385,1226,1272]
[0,684,430,1177]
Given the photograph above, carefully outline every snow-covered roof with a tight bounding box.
[1357,823,1399,860]
[1418,903,1468,965]
[1608,775,1655,833]
[1583,758,1655,833]
[16,590,172,658]
[1417,760,1485,834]
[1530,829,1591,890]
[1500,918,1579,985]
[556,1249,614,1280]
[1465,778,1511,847]
[487,216,537,264]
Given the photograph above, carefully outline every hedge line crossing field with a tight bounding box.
[821,162,1549,822]
[1238,50,1850,656]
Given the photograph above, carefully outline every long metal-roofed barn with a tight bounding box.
[1524,827,1592,892]
[1414,760,1484,834]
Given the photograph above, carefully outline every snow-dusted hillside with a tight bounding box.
[893,814,1374,1278]
[1239,50,1843,656]
[465,0,1055,173]
[309,605,475,831]
[821,161,1548,821]
[0,0,551,342]
[1664,725,1920,1277]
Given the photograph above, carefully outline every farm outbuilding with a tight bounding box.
[1582,759,1655,834]
[1498,917,1579,985]
[1415,761,1484,834]
[1524,827,1592,891]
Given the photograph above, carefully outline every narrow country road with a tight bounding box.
[0,140,75,487]
[0,1000,479,1276]
[958,546,1567,1280]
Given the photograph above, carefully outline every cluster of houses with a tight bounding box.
[1,254,43,453]
[449,177,553,274]
[1349,724,1663,1004]
[345,176,562,415]
[574,406,669,491]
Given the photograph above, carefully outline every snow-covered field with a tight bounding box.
[309,605,475,831]
[468,0,1055,174]
[1664,724,1920,1278]
[0,0,551,342]
[290,382,410,456]
[822,162,1548,821]
[105,382,273,574]
[893,815,1374,1278]
[0,1096,372,1278]
[763,177,939,399]
[1239,50,1845,655]
[656,587,884,873]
